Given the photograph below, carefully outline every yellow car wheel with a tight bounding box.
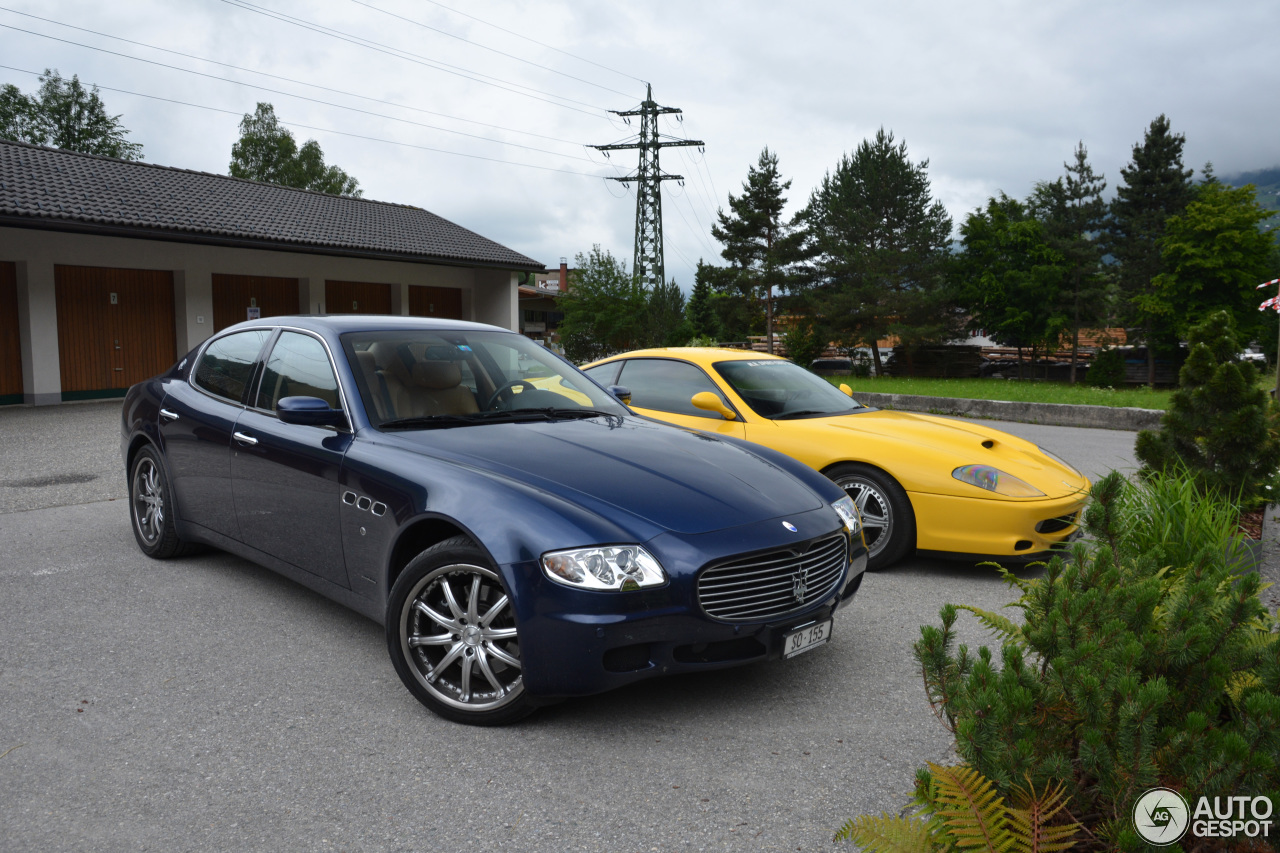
[827,463,915,571]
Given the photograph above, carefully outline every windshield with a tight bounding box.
[341,329,627,428]
[714,359,864,419]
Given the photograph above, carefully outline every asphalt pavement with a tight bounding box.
[0,401,1268,852]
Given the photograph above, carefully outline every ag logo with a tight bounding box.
[1134,787,1190,845]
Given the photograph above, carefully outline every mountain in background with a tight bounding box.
[1223,167,1280,234]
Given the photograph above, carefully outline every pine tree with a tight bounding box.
[1135,310,1280,506]
[1031,142,1107,383]
[685,269,717,340]
[648,278,690,347]
[1107,115,1194,385]
[710,148,802,354]
[796,128,956,376]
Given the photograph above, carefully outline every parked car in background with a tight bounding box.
[583,348,1089,570]
[121,318,867,725]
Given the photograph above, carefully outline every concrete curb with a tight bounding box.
[851,391,1164,432]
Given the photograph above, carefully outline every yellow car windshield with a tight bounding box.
[714,360,864,420]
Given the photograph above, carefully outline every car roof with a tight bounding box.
[220,314,509,335]
[592,347,788,367]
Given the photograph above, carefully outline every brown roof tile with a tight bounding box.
[0,140,542,270]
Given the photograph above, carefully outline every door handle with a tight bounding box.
[159,409,179,422]
[233,431,259,446]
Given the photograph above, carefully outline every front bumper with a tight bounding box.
[507,511,867,699]
[909,488,1088,558]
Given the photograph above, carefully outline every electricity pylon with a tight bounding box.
[593,85,703,290]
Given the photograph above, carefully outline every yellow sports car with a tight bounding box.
[582,348,1089,570]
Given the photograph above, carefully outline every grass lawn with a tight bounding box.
[825,376,1175,409]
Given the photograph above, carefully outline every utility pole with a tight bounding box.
[593,85,702,291]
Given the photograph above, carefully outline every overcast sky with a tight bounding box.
[3,0,1277,289]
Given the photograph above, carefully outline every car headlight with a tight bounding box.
[1037,445,1082,478]
[832,495,862,535]
[952,464,1045,497]
[542,545,667,591]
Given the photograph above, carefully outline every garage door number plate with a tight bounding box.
[784,619,832,659]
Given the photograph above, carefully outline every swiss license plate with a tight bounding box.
[783,619,832,659]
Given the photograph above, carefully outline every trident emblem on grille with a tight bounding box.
[792,565,809,603]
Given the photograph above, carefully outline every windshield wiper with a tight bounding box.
[538,408,619,420]
[379,408,618,430]
[772,409,836,420]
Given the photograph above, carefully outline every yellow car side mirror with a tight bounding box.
[691,392,737,421]
[839,383,853,398]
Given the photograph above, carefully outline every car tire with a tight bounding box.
[128,445,190,559]
[386,536,534,726]
[826,463,915,571]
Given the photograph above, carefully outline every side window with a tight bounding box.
[192,330,270,404]
[616,359,729,419]
[581,362,621,386]
[255,331,340,412]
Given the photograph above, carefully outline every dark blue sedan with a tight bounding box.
[121,316,867,724]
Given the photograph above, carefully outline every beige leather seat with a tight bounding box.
[405,361,479,416]
[354,350,392,420]
[367,341,414,418]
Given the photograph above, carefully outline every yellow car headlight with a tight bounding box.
[952,464,1045,497]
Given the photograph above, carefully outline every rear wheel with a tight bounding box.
[826,463,915,571]
[128,445,189,559]
[386,536,534,725]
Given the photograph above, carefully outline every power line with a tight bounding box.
[0,63,609,179]
[348,0,635,99]
[216,0,608,117]
[0,22,598,163]
[674,145,721,239]
[415,0,645,86]
[0,5,588,148]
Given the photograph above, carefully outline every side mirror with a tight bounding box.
[839,383,854,398]
[277,396,346,427]
[607,384,632,406]
[691,391,737,421]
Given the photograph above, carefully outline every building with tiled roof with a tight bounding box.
[0,140,543,405]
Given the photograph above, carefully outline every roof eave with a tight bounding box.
[0,214,545,273]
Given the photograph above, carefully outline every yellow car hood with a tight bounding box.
[774,408,1088,500]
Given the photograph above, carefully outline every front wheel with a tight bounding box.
[128,445,189,559]
[386,536,534,726]
[826,463,915,571]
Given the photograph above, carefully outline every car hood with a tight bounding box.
[808,409,1087,497]
[386,415,826,535]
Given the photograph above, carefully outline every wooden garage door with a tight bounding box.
[213,273,300,332]
[325,280,393,315]
[55,265,176,399]
[1,262,21,404]
[408,285,462,320]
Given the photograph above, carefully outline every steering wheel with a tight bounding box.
[485,379,537,410]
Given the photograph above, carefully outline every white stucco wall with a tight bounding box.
[0,226,524,405]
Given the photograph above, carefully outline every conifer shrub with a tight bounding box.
[840,469,1280,851]
[782,323,828,370]
[1087,346,1126,388]
[1135,310,1280,509]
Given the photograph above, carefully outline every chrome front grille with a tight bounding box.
[697,533,848,622]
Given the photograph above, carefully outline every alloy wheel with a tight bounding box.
[835,476,893,560]
[399,564,524,712]
[131,457,165,546]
